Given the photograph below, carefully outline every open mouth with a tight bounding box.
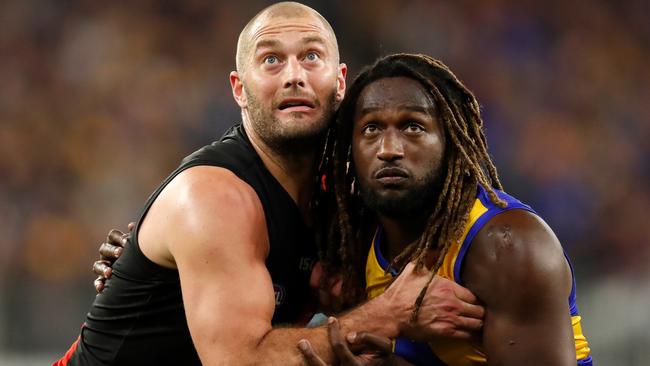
[278,99,316,111]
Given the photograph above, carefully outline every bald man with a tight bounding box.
[54,3,483,365]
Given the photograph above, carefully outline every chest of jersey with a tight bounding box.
[365,186,592,366]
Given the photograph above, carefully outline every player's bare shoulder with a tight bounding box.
[173,165,262,214]
[462,209,572,308]
[139,165,269,268]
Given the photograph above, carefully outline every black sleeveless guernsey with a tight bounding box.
[67,124,318,365]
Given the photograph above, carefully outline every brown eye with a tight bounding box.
[404,123,424,133]
[361,124,379,135]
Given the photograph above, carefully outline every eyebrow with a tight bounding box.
[254,36,328,53]
[254,39,280,52]
[301,36,327,47]
[358,105,435,116]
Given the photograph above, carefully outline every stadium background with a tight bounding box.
[0,0,648,364]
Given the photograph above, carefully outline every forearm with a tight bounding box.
[248,326,328,365]
[337,294,401,339]
[248,295,400,365]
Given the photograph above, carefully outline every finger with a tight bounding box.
[297,339,327,366]
[452,282,479,304]
[310,261,323,289]
[330,275,343,298]
[442,329,474,340]
[456,314,484,333]
[459,301,485,320]
[99,242,123,260]
[93,260,113,278]
[94,277,105,293]
[430,317,481,340]
[108,229,126,246]
[127,222,135,232]
[347,332,393,355]
[328,317,356,361]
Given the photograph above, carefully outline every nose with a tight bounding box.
[377,130,404,162]
[283,57,306,89]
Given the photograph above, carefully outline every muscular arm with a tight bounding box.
[463,210,576,366]
[140,166,478,365]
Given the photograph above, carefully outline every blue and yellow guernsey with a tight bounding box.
[365,185,592,366]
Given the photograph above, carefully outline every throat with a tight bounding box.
[378,214,428,263]
[243,122,319,221]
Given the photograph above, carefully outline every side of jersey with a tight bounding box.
[365,185,593,366]
[55,124,317,366]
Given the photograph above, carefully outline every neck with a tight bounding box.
[377,213,428,262]
[242,118,320,219]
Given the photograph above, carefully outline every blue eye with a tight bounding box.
[264,55,278,64]
[305,52,319,61]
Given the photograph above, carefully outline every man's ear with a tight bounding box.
[230,71,247,108]
[335,63,347,102]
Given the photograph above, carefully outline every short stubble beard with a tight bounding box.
[245,87,337,156]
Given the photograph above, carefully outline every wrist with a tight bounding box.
[366,293,404,339]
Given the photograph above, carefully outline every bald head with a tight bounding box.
[235,2,339,73]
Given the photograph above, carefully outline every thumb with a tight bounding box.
[330,275,343,297]
[309,261,323,289]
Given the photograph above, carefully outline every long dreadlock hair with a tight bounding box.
[319,53,506,315]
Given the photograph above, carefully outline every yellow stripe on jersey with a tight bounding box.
[572,315,591,359]
[366,232,393,300]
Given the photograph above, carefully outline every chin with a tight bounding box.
[362,184,432,218]
[286,118,329,137]
[284,111,325,125]
[376,187,410,198]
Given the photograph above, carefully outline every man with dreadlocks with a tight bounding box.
[55,3,488,366]
[299,53,592,365]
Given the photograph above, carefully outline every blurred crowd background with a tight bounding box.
[1,0,648,364]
